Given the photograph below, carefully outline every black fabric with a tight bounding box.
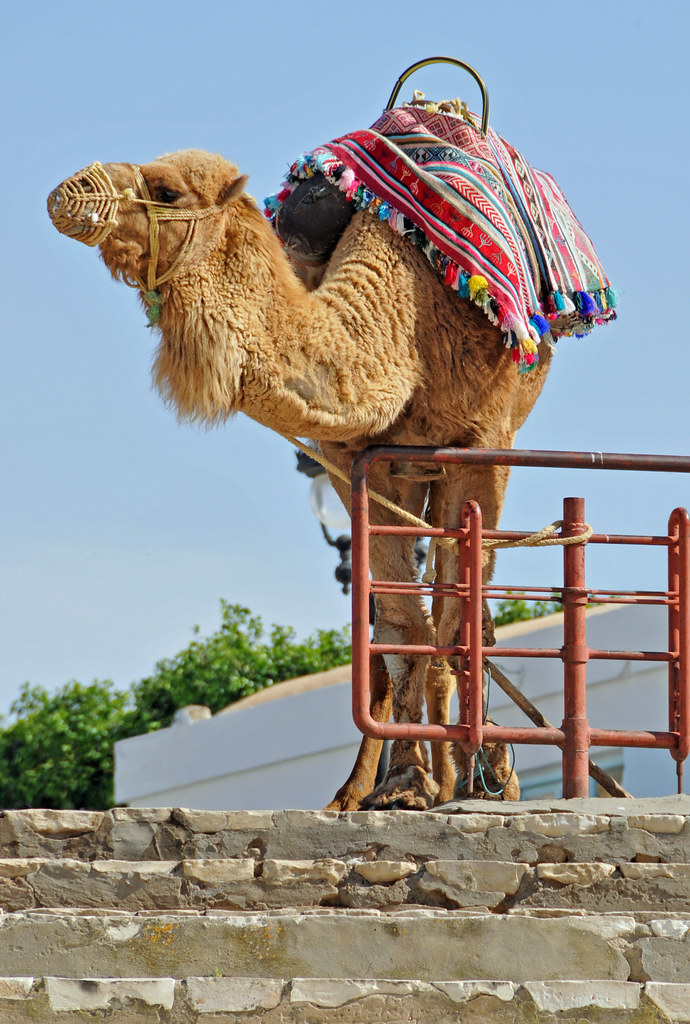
[275,173,354,264]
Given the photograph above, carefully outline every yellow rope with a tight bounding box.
[484,520,594,550]
[421,521,593,583]
[132,167,222,293]
[285,435,593,582]
[287,434,447,537]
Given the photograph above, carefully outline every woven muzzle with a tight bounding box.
[48,161,238,295]
[47,162,122,246]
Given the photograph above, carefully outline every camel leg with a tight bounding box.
[452,601,520,800]
[430,461,519,801]
[358,530,438,810]
[325,654,393,810]
[322,449,439,810]
[424,658,457,804]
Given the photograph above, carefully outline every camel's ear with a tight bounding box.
[217,173,249,207]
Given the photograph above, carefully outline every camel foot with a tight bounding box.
[453,740,520,801]
[324,782,369,812]
[359,764,440,811]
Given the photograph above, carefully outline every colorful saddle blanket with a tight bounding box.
[266,104,617,372]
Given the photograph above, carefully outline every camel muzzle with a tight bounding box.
[47,162,121,246]
[49,159,242,303]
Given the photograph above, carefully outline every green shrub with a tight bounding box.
[492,597,563,627]
[0,603,351,810]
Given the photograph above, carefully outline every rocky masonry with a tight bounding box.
[0,797,689,1021]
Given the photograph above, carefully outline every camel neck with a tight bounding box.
[152,204,421,440]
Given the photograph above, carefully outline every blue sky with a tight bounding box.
[1,0,688,717]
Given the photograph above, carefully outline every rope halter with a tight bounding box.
[48,161,237,297]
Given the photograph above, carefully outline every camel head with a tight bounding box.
[48,151,248,300]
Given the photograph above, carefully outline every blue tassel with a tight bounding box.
[553,291,566,311]
[605,286,620,308]
[594,290,605,312]
[457,272,470,298]
[576,291,597,317]
[529,313,550,336]
[378,201,390,221]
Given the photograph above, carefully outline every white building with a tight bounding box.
[114,603,682,809]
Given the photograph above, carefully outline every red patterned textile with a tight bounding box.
[267,105,617,371]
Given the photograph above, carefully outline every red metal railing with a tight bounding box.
[350,448,690,797]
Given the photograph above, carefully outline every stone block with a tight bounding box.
[621,863,690,880]
[0,858,46,879]
[45,977,175,1011]
[91,859,176,876]
[0,978,34,999]
[352,861,417,884]
[28,859,182,911]
[537,863,616,887]
[345,811,418,828]
[110,816,167,861]
[282,810,341,827]
[176,809,274,832]
[11,809,103,837]
[262,859,346,886]
[628,814,686,834]
[0,910,632,981]
[185,976,283,1012]
[181,858,255,883]
[650,920,690,939]
[0,811,105,861]
[111,808,172,824]
[445,813,505,832]
[434,980,517,1002]
[290,978,427,1007]
[645,982,690,1022]
[512,813,609,837]
[525,980,641,1011]
[424,860,528,895]
[639,936,690,982]
[569,916,638,940]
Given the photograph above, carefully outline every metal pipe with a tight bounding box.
[384,57,490,136]
[464,501,484,754]
[348,446,690,796]
[350,455,373,736]
[560,497,591,798]
[671,508,690,763]
[353,446,690,475]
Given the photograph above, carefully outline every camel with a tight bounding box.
[47,148,554,810]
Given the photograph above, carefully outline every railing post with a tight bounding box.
[679,511,690,766]
[457,501,484,794]
[351,457,372,732]
[669,508,690,784]
[561,496,591,798]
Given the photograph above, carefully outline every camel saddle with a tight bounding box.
[267,103,617,373]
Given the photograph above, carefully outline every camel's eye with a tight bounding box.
[153,186,181,204]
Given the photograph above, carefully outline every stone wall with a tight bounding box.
[0,799,689,1021]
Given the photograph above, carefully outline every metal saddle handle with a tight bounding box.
[385,56,490,136]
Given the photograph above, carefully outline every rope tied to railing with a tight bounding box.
[422,521,594,582]
[285,435,593,584]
